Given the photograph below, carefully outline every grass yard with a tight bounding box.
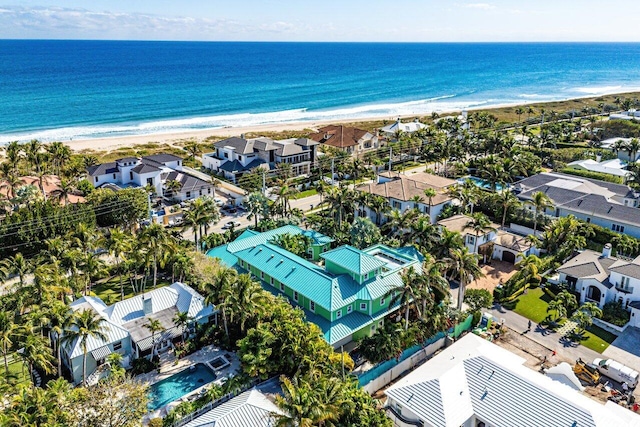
[507,287,616,353]
[510,287,554,324]
[575,326,617,353]
[91,275,172,303]
[291,188,318,199]
[4,354,31,386]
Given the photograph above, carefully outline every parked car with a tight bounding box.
[221,221,242,230]
[213,197,224,207]
[225,207,238,214]
[593,358,639,388]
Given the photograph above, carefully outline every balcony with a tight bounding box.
[615,284,634,294]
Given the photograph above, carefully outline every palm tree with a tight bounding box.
[164,179,182,199]
[201,262,238,338]
[138,223,174,289]
[101,228,132,300]
[274,376,336,427]
[45,142,71,176]
[222,273,266,334]
[0,253,31,290]
[275,185,297,218]
[144,318,165,357]
[365,194,389,226]
[530,191,552,234]
[579,301,603,319]
[62,309,109,384]
[173,312,193,344]
[183,141,202,162]
[423,188,437,216]
[78,252,108,296]
[47,303,74,378]
[385,266,423,330]
[465,213,496,255]
[244,191,269,228]
[515,107,524,123]
[19,332,56,384]
[447,247,484,310]
[0,312,16,378]
[321,186,356,228]
[494,191,521,228]
[547,299,566,321]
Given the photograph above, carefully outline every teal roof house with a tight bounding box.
[207,225,423,348]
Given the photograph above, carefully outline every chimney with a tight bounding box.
[602,243,612,258]
[142,296,153,315]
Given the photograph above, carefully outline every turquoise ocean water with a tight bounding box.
[1,40,640,143]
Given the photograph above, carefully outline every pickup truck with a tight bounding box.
[593,358,639,388]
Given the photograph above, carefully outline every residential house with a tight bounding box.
[202,136,319,183]
[513,172,640,238]
[308,125,379,156]
[437,214,499,257]
[385,333,640,427]
[86,154,214,201]
[62,282,215,385]
[566,158,630,180]
[180,387,282,427]
[381,118,427,138]
[207,225,423,348]
[356,172,456,224]
[0,175,85,205]
[556,244,640,327]
[599,137,639,162]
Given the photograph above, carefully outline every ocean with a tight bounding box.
[2,40,640,143]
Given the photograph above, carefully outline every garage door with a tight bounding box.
[502,251,516,263]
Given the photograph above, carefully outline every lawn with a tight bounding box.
[291,188,318,199]
[91,275,172,303]
[4,354,31,386]
[508,287,616,353]
[510,287,553,324]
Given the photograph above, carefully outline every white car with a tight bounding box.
[221,221,241,230]
[213,197,224,207]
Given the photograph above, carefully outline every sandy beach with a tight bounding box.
[64,115,411,153]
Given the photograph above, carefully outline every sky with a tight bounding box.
[1,1,640,42]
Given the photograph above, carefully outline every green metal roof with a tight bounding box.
[235,229,259,241]
[321,245,387,275]
[227,225,331,253]
[206,244,239,269]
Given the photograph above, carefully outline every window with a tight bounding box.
[371,324,376,332]
[199,190,202,196]
[336,310,342,319]
[360,303,367,311]
[239,155,242,161]
[113,173,117,179]
[392,200,402,209]
[260,272,264,280]
[279,282,285,292]
[380,297,385,306]
[146,177,153,186]
[129,172,133,180]
[208,188,211,194]
[379,320,384,326]
[270,277,274,285]
[223,152,228,159]
[294,291,298,302]
[240,260,245,268]
[310,301,315,312]
[347,305,353,314]
[467,235,475,245]
[186,191,191,198]
[113,341,122,351]
[95,176,98,183]
[612,224,625,233]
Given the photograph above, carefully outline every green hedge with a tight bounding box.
[560,168,624,184]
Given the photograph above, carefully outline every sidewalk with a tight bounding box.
[490,303,602,364]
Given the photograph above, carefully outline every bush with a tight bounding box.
[131,357,156,375]
[602,301,631,326]
[560,168,624,184]
[148,418,163,427]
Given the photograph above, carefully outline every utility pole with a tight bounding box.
[262,171,266,196]
[331,158,335,186]
[147,191,152,222]
[388,146,393,174]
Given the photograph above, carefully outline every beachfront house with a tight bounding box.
[513,172,640,238]
[201,135,319,183]
[385,333,640,427]
[355,171,456,225]
[555,244,640,328]
[86,154,215,201]
[380,118,427,139]
[308,125,379,157]
[61,282,215,385]
[207,225,423,348]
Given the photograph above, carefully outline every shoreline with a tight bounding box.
[7,89,640,153]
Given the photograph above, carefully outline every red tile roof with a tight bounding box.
[308,125,371,148]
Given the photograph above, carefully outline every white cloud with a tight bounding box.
[0,5,302,40]
[463,3,496,10]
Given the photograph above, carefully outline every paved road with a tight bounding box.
[490,303,602,364]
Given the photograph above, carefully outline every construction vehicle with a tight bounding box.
[573,358,601,386]
[593,358,639,388]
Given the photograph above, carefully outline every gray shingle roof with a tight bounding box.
[557,250,617,284]
[518,185,585,205]
[558,194,640,226]
[214,137,255,154]
[142,153,182,164]
[515,172,636,198]
[87,162,118,176]
[165,171,211,192]
[131,163,161,174]
[609,263,640,280]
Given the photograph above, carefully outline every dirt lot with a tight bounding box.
[494,330,640,406]
[468,260,518,293]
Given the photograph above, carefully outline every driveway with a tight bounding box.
[468,260,518,293]
[602,326,640,372]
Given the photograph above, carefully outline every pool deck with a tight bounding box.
[140,344,240,421]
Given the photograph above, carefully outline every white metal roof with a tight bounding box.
[385,334,640,427]
[181,389,282,427]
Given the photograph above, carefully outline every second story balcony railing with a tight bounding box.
[615,283,634,294]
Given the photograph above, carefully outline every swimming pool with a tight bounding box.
[148,363,216,410]
[459,176,505,191]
